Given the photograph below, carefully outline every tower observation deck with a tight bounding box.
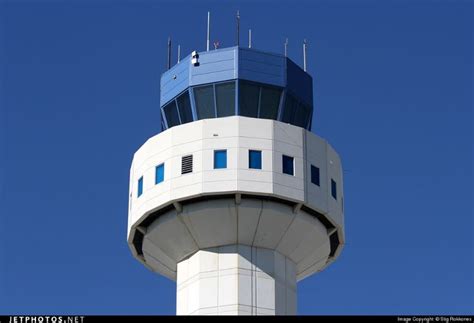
[127,39,344,315]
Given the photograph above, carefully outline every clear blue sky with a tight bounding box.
[0,0,472,315]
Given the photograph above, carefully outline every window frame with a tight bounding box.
[238,80,283,120]
[155,163,165,185]
[215,81,236,117]
[238,80,260,118]
[331,179,337,200]
[176,91,194,124]
[282,155,294,176]
[213,149,227,169]
[281,91,313,129]
[162,100,181,128]
[137,176,143,197]
[194,84,216,119]
[310,165,320,186]
[259,85,282,120]
[249,150,262,169]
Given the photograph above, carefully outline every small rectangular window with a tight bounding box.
[282,155,294,176]
[182,155,193,174]
[331,179,337,200]
[137,177,143,197]
[155,164,164,184]
[214,150,227,169]
[249,150,262,169]
[311,165,320,186]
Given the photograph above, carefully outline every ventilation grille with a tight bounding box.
[181,155,193,174]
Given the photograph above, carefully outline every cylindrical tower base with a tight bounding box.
[176,244,297,315]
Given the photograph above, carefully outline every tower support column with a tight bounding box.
[176,244,297,315]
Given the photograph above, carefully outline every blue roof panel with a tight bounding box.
[238,48,285,87]
[160,46,313,109]
[190,47,237,86]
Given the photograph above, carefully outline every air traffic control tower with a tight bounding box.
[127,27,345,315]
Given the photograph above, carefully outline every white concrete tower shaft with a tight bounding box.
[177,245,296,315]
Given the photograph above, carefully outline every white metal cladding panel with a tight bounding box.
[171,121,203,146]
[202,117,239,139]
[190,47,237,86]
[326,143,344,228]
[237,146,274,171]
[238,137,272,151]
[273,121,303,146]
[160,56,190,106]
[202,137,239,152]
[171,139,203,158]
[127,161,135,237]
[176,246,297,315]
[171,155,200,188]
[238,117,274,139]
[135,146,172,181]
[130,136,173,226]
[305,132,329,216]
[238,48,286,87]
[128,117,343,235]
[272,121,305,201]
[133,130,172,165]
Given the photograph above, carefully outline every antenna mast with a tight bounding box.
[303,39,307,72]
[236,10,240,46]
[284,38,288,57]
[167,36,171,70]
[207,12,210,51]
[248,29,252,48]
[177,45,181,63]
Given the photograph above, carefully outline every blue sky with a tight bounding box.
[0,0,472,315]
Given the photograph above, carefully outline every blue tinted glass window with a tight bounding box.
[259,86,281,120]
[137,177,143,197]
[160,117,165,131]
[239,81,259,117]
[282,94,297,124]
[293,102,311,128]
[194,85,215,119]
[163,100,180,127]
[311,165,320,186]
[282,155,294,176]
[249,150,262,169]
[176,91,193,124]
[331,179,337,200]
[155,164,164,184]
[216,82,235,117]
[214,150,227,169]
